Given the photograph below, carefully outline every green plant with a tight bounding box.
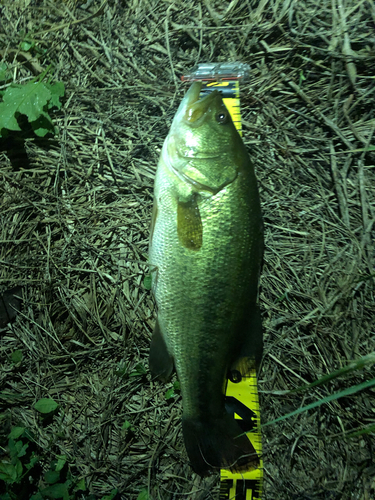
[298,69,306,87]
[0,64,64,138]
[0,426,40,498]
[122,420,136,434]
[0,425,88,500]
[115,362,147,379]
[165,380,180,400]
[143,274,152,290]
[137,489,149,500]
[34,398,59,414]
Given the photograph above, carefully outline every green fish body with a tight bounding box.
[149,82,264,476]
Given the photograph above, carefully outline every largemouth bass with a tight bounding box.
[149,82,264,476]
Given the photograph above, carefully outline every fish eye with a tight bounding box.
[216,111,228,124]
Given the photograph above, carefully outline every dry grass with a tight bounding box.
[0,0,374,499]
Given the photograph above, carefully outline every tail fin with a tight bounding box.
[182,414,259,477]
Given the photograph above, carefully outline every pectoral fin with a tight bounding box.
[149,318,174,382]
[177,194,203,251]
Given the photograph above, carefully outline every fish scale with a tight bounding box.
[149,82,263,476]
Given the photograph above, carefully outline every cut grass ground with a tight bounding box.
[1,1,374,499]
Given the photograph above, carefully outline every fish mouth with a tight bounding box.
[175,82,221,159]
[183,82,220,123]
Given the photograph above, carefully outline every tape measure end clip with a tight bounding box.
[181,62,250,82]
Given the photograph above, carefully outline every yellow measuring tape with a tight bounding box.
[201,75,263,500]
[182,64,262,497]
[221,369,263,500]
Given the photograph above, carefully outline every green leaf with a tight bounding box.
[34,398,59,414]
[173,380,180,391]
[30,111,55,137]
[10,350,23,364]
[55,455,67,472]
[298,70,306,87]
[25,452,40,470]
[0,102,21,131]
[0,458,23,483]
[165,388,175,400]
[0,462,18,482]
[8,438,20,459]
[0,81,51,132]
[75,477,86,492]
[14,458,23,480]
[30,493,44,500]
[122,420,135,432]
[129,363,146,377]
[17,442,29,458]
[40,482,70,500]
[137,489,149,500]
[2,82,51,122]
[143,275,152,290]
[165,380,180,399]
[101,489,118,500]
[276,291,289,303]
[1,492,13,500]
[9,427,25,440]
[20,40,34,52]
[114,366,127,378]
[46,81,65,109]
[45,469,60,484]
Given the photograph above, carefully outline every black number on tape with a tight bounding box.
[225,396,257,432]
[236,479,262,500]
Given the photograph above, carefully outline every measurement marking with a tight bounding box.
[193,70,262,497]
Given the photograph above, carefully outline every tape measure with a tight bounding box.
[221,370,263,500]
[182,63,263,499]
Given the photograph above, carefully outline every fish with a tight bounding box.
[148,81,264,477]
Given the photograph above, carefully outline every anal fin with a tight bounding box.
[230,304,263,377]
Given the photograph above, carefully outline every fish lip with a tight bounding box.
[184,81,202,106]
[182,82,220,123]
